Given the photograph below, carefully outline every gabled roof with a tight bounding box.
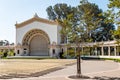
[15,14,58,28]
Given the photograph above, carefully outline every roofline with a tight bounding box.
[15,17,58,28]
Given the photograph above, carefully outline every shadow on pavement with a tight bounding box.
[69,75,120,80]
[92,76,120,80]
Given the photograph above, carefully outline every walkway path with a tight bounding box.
[4,60,120,80]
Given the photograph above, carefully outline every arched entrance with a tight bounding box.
[22,29,50,56]
[30,35,48,56]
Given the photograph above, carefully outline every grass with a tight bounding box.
[101,58,120,62]
[6,56,57,59]
[81,55,120,62]
[0,59,76,76]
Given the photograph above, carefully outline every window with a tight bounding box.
[24,48,27,50]
[17,50,19,54]
[53,49,55,54]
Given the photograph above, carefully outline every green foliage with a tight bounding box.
[105,0,120,39]
[46,0,106,56]
[0,40,11,46]
[57,19,73,43]
[105,0,120,25]
[0,40,5,46]
[3,52,8,58]
[113,27,120,39]
[83,47,90,55]
[46,3,79,43]
[68,48,75,57]
[46,0,116,57]
[68,0,108,43]
[0,51,4,57]
[102,58,120,63]
[115,40,120,53]
[0,50,15,58]
[46,0,115,43]
[92,22,115,41]
[108,0,120,9]
[0,50,8,58]
[63,48,75,58]
[46,3,73,20]
[8,50,14,56]
[116,46,120,53]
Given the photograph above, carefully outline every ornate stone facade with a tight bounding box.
[15,14,62,57]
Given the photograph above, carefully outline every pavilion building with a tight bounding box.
[15,14,63,57]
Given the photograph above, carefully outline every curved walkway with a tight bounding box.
[4,60,120,80]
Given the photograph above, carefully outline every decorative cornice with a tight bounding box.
[15,17,58,28]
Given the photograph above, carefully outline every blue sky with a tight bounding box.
[0,0,109,43]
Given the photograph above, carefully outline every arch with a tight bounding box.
[22,29,50,56]
[22,29,50,46]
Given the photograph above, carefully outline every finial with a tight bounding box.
[16,21,18,24]
[34,13,39,18]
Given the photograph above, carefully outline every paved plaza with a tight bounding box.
[0,59,120,80]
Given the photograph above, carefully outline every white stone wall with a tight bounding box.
[16,21,59,45]
[49,47,61,58]
[14,47,23,56]
[57,25,62,44]
[16,20,62,57]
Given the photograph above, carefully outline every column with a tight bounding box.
[88,47,91,56]
[66,47,68,57]
[101,46,104,56]
[74,47,76,57]
[90,47,91,55]
[95,47,97,56]
[49,48,53,57]
[114,46,116,56]
[108,46,110,56]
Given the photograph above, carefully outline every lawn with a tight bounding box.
[0,59,76,76]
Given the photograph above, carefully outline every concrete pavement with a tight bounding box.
[2,60,120,80]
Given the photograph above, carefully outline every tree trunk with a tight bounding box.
[77,51,81,77]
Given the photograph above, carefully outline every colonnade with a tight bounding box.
[65,41,120,57]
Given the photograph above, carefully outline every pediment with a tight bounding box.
[15,16,58,28]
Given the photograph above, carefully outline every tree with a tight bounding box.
[46,3,77,43]
[10,43,14,46]
[78,0,104,42]
[0,40,10,46]
[0,40,5,46]
[105,0,120,40]
[4,40,9,46]
[46,0,109,77]
[58,0,103,77]
[78,0,115,42]
[46,2,115,43]
[114,27,120,39]
[105,0,120,25]
[103,0,120,24]
[46,3,73,20]
[91,22,115,41]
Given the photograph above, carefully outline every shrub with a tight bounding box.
[0,51,4,58]
[7,50,14,56]
[63,48,76,59]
